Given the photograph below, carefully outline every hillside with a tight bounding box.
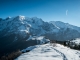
[15,43,80,60]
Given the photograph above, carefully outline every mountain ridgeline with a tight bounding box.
[0,16,80,40]
[0,15,80,56]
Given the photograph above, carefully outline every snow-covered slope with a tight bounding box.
[15,43,80,60]
[50,21,80,32]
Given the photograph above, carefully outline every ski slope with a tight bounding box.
[15,43,80,60]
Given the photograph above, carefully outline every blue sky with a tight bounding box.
[0,0,80,27]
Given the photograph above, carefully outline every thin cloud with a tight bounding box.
[66,10,68,16]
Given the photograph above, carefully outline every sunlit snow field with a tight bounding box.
[15,43,80,60]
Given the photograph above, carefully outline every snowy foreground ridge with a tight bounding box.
[15,44,80,60]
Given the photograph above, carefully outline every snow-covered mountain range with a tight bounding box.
[0,15,80,41]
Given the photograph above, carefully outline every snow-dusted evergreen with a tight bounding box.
[66,38,80,49]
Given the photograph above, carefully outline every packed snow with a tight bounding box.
[15,43,80,60]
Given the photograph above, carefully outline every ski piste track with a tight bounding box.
[52,47,68,60]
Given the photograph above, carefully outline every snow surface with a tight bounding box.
[15,43,80,60]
